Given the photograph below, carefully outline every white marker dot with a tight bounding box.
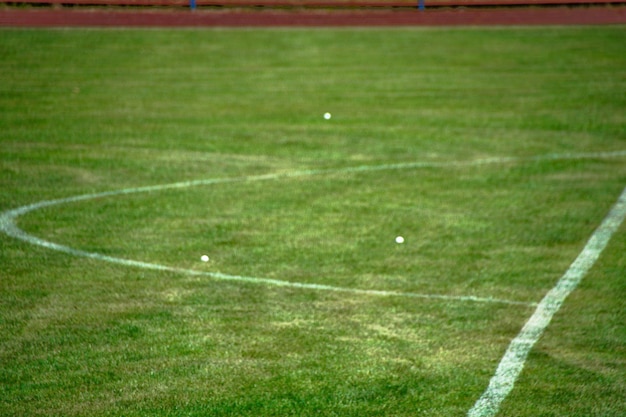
[200,255,209,262]
[324,112,331,120]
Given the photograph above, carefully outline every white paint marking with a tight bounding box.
[2,150,625,308]
[0,206,530,306]
[467,185,626,417]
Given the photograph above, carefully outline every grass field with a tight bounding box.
[1,26,625,416]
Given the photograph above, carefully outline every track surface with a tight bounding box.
[1,6,625,26]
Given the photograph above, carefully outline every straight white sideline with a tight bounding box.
[467,185,626,417]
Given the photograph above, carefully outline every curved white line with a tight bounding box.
[2,150,625,307]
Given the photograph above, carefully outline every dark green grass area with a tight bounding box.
[500,231,626,417]
[1,27,625,416]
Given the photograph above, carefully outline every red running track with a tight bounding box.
[0,6,625,26]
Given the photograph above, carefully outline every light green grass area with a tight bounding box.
[1,27,625,416]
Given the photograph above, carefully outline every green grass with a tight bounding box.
[1,27,625,416]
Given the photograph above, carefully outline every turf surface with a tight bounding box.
[1,27,625,416]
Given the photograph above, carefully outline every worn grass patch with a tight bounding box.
[1,27,625,416]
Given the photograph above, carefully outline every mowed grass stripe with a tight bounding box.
[1,28,625,416]
[2,150,625,308]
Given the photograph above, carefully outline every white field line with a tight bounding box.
[467,185,626,417]
[1,150,625,307]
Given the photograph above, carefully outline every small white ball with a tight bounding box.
[200,255,210,262]
[395,236,404,244]
[324,112,332,120]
